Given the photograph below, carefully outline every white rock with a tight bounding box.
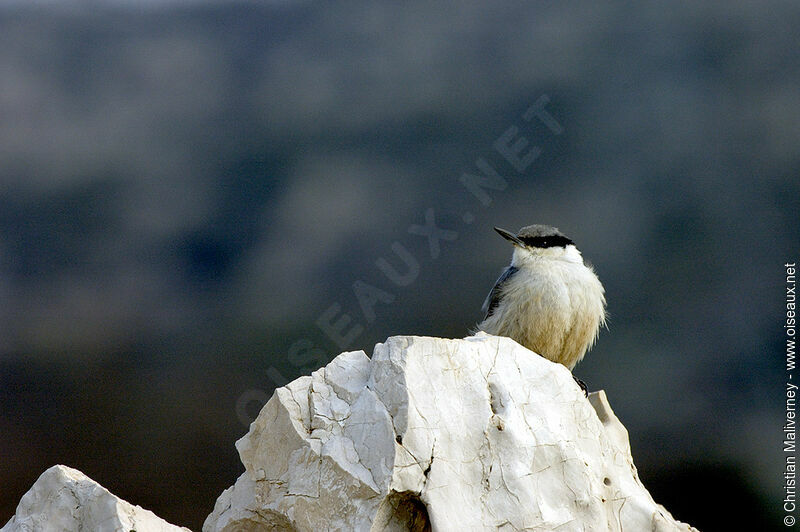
[2,465,189,532]
[204,334,698,532]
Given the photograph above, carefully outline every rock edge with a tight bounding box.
[2,464,189,532]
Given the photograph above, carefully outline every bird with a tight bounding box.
[477,225,606,387]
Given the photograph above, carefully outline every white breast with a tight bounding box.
[478,245,606,369]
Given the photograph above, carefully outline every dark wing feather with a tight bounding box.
[481,266,518,320]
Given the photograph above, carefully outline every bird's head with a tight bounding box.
[494,225,581,265]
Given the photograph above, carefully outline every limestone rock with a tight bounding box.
[2,465,189,532]
[205,334,698,531]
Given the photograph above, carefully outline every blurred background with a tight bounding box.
[1,1,798,530]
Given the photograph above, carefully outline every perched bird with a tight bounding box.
[478,225,607,377]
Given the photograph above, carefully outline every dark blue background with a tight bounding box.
[1,2,797,530]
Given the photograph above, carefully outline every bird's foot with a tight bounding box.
[573,376,588,397]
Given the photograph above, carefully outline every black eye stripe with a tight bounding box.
[520,235,574,248]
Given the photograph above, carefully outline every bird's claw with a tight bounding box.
[573,376,588,397]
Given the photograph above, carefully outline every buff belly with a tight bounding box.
[479,260,605,370]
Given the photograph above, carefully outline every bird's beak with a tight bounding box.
[494,227,525,247]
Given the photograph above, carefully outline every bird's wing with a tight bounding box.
[481,265,518,320]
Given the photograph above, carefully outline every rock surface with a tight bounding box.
[204,334,698,531]
[2,465,189,532]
